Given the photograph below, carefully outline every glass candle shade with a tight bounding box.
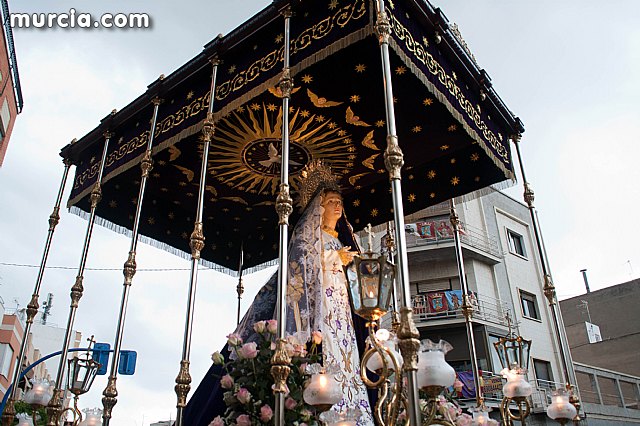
[417,339,456,389]
[546,388,577,421]
[501,368,533,398]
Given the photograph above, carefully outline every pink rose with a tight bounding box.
[253,321,266,334]
[220,374,234,389]
[453,378,463,392]
[226,333,242,346]
[236,387,251,404]
[266,319,278,334]
[455,413,472,426]
[284,396,297,410]
[208,416,224,426]
[294,343,307,357]
[237,342,258,359]
[300,409,312,421]
[260,404,273,422]
[236,414,251,426]
[311,330,323,345]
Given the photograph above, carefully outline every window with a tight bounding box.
[533,359,554,389]
[0,343,14,378]
[520,290,540,320]
[507,229,526,258]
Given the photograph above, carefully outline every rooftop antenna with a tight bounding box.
[42,292,54,324]
[627,260,634,279]
[580,268,590,293]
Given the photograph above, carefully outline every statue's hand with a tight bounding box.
[337,246,357,265]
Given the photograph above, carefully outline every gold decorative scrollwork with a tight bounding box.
[388,12,510,164]
[175,360,192,408]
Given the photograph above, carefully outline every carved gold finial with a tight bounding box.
[297,160,340,209]
[210,57,221,67]
[461,293,475,321]
[175,360,192,408]
[49,206,61,231]
[201,112,216,142]
[396,307,420,371]
[384,135,404,180]
[270,339,291,394]
[375,9,391,45]
[1,398,16,426]
[523,182,535,208]
[281,6,292,19]
[190,222,205,259]
[123,251,137,285]
[158,74,165,81]
[70,276,84,308]
[46,389,64,426]
[102,376,118,420]
[543,274,556,305]
[26,293,39,325]
[140,150,154,178]
[90,182,102,209]
[278,67,293,99]
[151,96,163,106]
[276,183,293,226]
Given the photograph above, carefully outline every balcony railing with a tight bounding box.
[412,291,510,327]
[405,220,502,258]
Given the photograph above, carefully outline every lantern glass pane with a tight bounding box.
[494,341,507,370]
[346,266,361,312]
[359,260,380,308]
[379,261,394,312]
[520,339,531,371]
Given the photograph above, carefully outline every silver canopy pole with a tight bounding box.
[46,123,114,426]
[102,93,163,425]
[174,59,220,426]
[1,155,72,426]
[374,0,421,423]
[271,7,294,426]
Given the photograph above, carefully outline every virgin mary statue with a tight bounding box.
[184,161,375,425]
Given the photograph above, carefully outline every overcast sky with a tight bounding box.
[0,1,638,424]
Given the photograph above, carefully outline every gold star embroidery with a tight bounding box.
[337,130,347,136]
[355,64,366,73]
[316,115,325,122]
[450,158,456,164]
[377,169,385,174]
[448,124,457,132]
[329,0,339,9]
[160,187,169,192]
[375,120,385,127]
[440,145,449,150]
[327,122,337,129]
[157,160,166,166]
[168,212,174,219]
[300,110,310,118]
[474,176,481,182]
[267,103,277,111]
[348,154,356,160]
[186,192,195,197]
[343,138,352,144]
[393,96,398,103]
[412,126,422,133]
[275,34,283,44]
[109,200,117,208]
[147,217,155,225]
[395,66,407,75]
[451,176,460,185]
[181,232,188,239]
[346,162,354,168]
[452,71,458,80]
[371,208,379,217]
[289,106,294,113]
[470,153,480,161]
[347,146,356,152]
[250,103,260,111]
[228,65,237,74]
[408,194,416,202]
[186,91,194,100]
[237,106,245,113]
[422,36,429,47]
[409,174,414,180]
[430,192,436,198]
[166,230,171,235]
[178,182,187,187]
[301,75,313,84]
[353,199,361,207]
[152,173,160,178]
[350,95,360,103]
[423,98,433,106]
[427,170,436,179]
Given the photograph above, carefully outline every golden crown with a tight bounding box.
[297,160,341,209]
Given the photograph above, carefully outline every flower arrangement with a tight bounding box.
[209,320,323,426]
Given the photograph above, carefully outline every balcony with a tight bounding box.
[405,219,502,261]
[411,291,510,327]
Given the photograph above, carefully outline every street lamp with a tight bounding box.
[493,326,533,426]
[22,379,53,425]
[546,387,577,425]
[417,339,457,426]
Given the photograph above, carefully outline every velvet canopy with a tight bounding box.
[60,0,523,274]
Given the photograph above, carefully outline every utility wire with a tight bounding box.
[0,261,214,272]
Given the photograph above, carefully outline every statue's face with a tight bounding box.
[322,191,343,225]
